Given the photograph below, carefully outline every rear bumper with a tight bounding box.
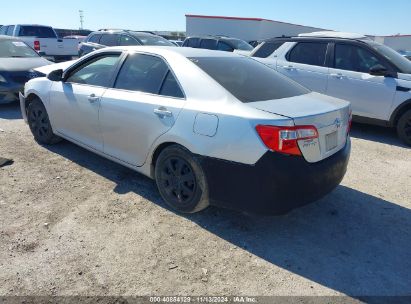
[200,138,351,215]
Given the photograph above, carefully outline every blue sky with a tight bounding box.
[2,0,410,35]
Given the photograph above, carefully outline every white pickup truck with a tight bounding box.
[0,24,78,62]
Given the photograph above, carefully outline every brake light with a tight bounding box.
[256,125,318,156]
[34,40,40,51]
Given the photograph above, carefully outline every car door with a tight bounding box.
[99,52,186,166]
[49,53,122,151]
[326,43,397,120]
[276,41,329,93]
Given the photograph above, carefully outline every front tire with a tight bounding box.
[397,109,411,146]
[27,98,61,145]
[155,145,209,213]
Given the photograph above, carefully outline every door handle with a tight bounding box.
[154,107,173,118]
[330,73,347,79]
[282,65,295,71]
[88,94,100,103]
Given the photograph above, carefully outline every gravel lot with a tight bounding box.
[0,102,410,297]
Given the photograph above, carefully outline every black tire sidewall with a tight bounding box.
[155,145,209,213]
[397,109,411,146]
[27,99,58,145]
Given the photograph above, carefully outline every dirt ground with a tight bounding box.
[0,102,410,297]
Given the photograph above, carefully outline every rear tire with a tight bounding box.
[155,145,209,213]
[397,109,411,146]
[27,98,61,145]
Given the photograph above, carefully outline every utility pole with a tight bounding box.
[79,10,84,30]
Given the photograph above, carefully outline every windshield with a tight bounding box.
[365,40,411,74]
[0,40,39,58]
[227,39,254,51]
[18,26,57,38]
[134,34,174,46]
[189,57,309,103]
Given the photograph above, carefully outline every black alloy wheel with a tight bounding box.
[27,98,61,145]
[155,145,209,213]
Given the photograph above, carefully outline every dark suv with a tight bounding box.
[182,36,253,53]
[78,29,175,57]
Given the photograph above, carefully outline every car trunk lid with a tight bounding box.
[250,92,351,162]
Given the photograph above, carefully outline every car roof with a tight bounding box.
[91,30,156,36]
[98,45,242,58]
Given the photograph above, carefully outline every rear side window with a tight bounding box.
[99,34,119,46]
[200,39,217,50]
[253,42,285,58]
[66,54,121,87]
[288,42,328,66]
[88,34,101,43]
[160,71,184,98]
[6,26,15,36]
[334,43,386,73]
[18,26,57,38]
[189,57,309,103]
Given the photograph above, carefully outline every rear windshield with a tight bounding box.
[226,39,254,51]
[133,34,174,46]
[0,40,39,58]
[18,26,57,38]
[189,57,309,103]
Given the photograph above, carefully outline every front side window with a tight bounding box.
[217,41,234,52]
[66,54,121,87]
[288,42,328,66]
[252,42,285,58]
[99,34,119,46]
[120,35,139,46]
[200,39,217,50]
[114,53,183,98]
[88,34,101,43]
[334,43,387,73]
[189,57,309,103]
[226,39,254,51]
[133,34,174,46]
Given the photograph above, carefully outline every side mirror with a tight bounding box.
[369,64,389,77]
[47,69,63,82]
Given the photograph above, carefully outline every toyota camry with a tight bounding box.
[20,46,351,214]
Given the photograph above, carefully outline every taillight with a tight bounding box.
[256,125,318,156]
[34,40,40,51]
[347,109,353,134]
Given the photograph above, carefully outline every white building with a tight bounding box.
[374,35,411,52]
[185,14,326,41]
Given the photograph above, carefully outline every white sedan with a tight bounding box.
[20,46,351,214]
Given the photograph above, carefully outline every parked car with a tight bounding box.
[78,29,175,57]
[182,36,254,54]
[20,46,351,214]
[0,24,78,62]
[0,35,51,104]
[169,40,183,47]
[251,31,411,145]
